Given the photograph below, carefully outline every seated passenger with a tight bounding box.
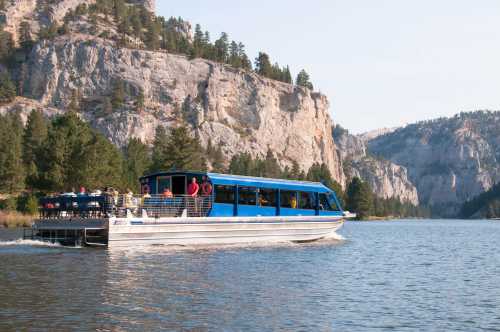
[290,196,297,209]
[162,188,173,198]
[201,176,212,196]
[188,177,199,197]
[90,189,102,197]
[143,189,152,199]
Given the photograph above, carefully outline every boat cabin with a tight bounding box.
[140,171,344,217]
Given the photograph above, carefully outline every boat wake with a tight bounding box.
[324,232,346,241]
[0,239,62,248]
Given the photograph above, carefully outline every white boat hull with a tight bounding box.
[108,216,344,246]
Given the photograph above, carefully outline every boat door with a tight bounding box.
[172,175,186,195]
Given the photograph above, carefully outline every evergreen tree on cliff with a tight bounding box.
[22,109,48,190]
[0,111,25,192]
[346,177,374,219]
[111,79,126,110]
[0,72,16,105]
[296,69,314,90]
[255,52,273,78]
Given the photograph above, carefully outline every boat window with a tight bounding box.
[298,192,315,210]
[319,193,339,211]
[215,185,235,204]
[238,187,257,205]
[258,189,276,207]
[327,193,340,211]
[280,190,297,208]
[157,176,171,195]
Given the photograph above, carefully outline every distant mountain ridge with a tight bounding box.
[367,111,500,216]
[333,125,419,205]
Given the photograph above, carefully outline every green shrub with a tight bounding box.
[0,197,17,211]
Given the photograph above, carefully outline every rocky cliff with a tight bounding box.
[334,126,419,205]
[0,0,346,183]
[12,33,342,182]
[368,111,500,215]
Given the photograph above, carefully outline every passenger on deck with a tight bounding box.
[201,176,212,196]
[143,188,152,199]
[124,189,134,208]
[78,187,87,196]
[188,177,199,197]
[162,188,173,198]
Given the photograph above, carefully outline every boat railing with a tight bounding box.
[39,194,213,219]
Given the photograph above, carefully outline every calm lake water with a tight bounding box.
[0,220,499,331]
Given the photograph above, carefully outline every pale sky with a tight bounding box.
[157,0,500,134]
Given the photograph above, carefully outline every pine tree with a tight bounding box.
[22,109,48,190]
[150,125,169,172]
[0,111,25,192]
[262,150,281,178]
[165,125,206,171]
[290,160,301,180]
[214,32,229,63]
[0,72,16,104]
[80,133,124,190]
[283,66,292,84]
[39,112,93,191]
[255,52,272,78]
[210,146,225,173]
[135,87,145,112]
[206,138,225,172]
[193,24,204,57]
[111,79,125,110]
[0,27,14,63]
[123,137,151,190]
[296,69,314,90]
[346,177,374,219]
[19,21,33,51]
[145,17,160,50]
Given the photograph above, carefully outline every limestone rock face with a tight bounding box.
[0,0,38,43]
[24,35,345,183]
[368,112,500,215]
[334,127,419,205]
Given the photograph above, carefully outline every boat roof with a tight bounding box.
[141,171,332,193]
[207,173,332,193]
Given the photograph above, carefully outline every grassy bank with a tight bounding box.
[0,211,34,228]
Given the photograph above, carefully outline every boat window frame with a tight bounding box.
[319,193,338,211]
[238,186,258,206]
[280,190,298,209]
[156,176,172,195]
[298,191,315,210]
[214,185,235,204]
[258,188,276,207]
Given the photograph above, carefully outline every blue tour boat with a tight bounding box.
[27,171,353,247]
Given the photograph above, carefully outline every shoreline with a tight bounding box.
[0,212,34,229]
